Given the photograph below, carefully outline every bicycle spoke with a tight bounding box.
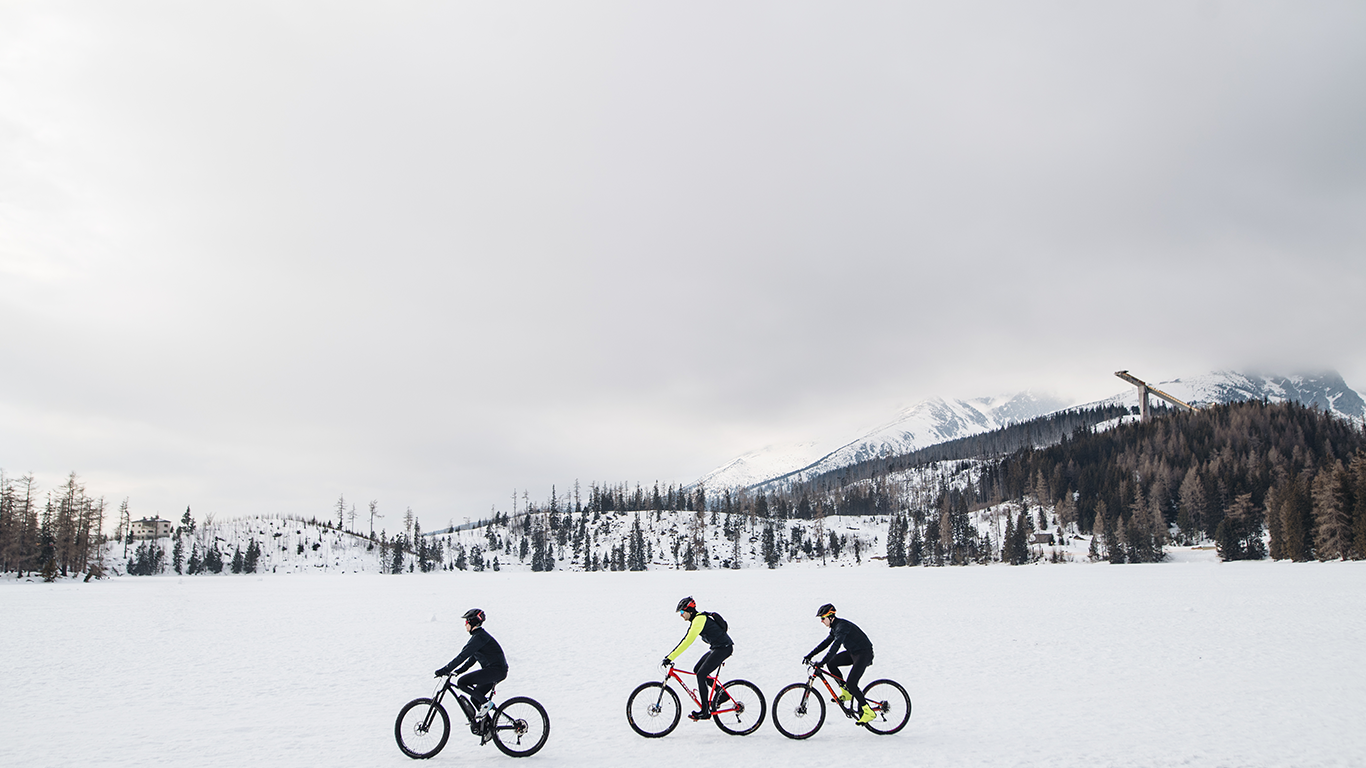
[773,683,826,740]
[859,679,911,735]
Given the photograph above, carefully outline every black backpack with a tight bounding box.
[703,611,728,632]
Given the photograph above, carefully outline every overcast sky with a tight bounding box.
[2,1,1363,528]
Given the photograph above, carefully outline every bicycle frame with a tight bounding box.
[422,675,492,730]
[653,665,742,715]
[800,662,882,719]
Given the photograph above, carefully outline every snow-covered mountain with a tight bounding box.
[786,391,1072,482]
[1093,370,1366,424]
[691,441,831,491]
[698,391,1070,491]
[698,370,1365,492]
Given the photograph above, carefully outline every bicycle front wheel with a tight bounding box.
[626,681,681,738]
[711,679,765,736]
[491,696,550,757]
[395,697,451,759]
[860,678,911,735]
[772,683,826,739]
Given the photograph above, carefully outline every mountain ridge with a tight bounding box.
[697,369,1365,492]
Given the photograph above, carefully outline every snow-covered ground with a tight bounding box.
[4,558,1365,768]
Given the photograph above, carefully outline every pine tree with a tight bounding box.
[187,542,203,575]
[908,523,924,566]
[628,513,647,571]
[1278,471,1315,561]
[885,514,907,567]
[390,534,406,574]
[1216,493,1265,561]
[1350,451,1366,560]
[762,523,778,569]
[172,536,184,575]
[244,539,261,573]
[206,543,224,574]
[531,525,548,572]
[1313,461,1352,560]
[1002,514,1016,564]
[1108,516,1128,564]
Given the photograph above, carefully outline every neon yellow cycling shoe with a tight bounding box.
[856,705,876,724]
[837,688,852,702]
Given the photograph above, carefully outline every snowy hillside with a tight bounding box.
[429,507,891,572]
[98,459,1109,581]
[111,515,395,576]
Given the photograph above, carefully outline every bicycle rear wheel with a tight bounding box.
[491,696,550,757]
[710,679,765,736]
[626,681,681,738]
[395,697,451,759]
[772,683,826,740]
[860,679,911,734]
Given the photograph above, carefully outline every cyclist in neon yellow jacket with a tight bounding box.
[662,596,733,721]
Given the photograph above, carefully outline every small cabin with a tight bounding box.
[130,516,174,540]
[1030,532,1055,546]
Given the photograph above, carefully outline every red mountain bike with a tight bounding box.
[626,663,766,737]
[771,660,911,739]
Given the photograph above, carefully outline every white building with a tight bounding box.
[130,517,174,540]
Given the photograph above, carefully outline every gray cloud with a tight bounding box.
[2,1,1363,523]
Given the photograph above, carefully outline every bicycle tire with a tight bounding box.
[626,681,681,738]
[710,679,765,736]
[490,696,550,757]
[771,683,826,740]
[395,697,451,759]
[860,678,911,735]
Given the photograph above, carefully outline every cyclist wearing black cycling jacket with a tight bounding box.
[662,596,733,722]
[435,608,508,718]
[804,603,876,724]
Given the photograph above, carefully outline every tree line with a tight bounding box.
[0,471,107,580]
[978,401,1366,563]
[11,402,1362,578]
[509,401,1365,568]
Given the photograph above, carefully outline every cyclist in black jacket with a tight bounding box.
[804,603,876,724]
[435,608,508,719]
[663,596,733,721]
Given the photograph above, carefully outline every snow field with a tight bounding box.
[4,560,1366,767]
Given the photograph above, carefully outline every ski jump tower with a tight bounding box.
[1114,371,1200,422]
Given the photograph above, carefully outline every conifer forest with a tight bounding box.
[3,401,1364,580]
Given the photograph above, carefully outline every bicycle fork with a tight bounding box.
[420,685,449,733]
[650,678,671,715]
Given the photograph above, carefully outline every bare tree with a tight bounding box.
[117,497,131,559]
[368,499,382,538]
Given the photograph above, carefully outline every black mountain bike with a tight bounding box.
[771,660,911,739]
[395,672,550,758]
